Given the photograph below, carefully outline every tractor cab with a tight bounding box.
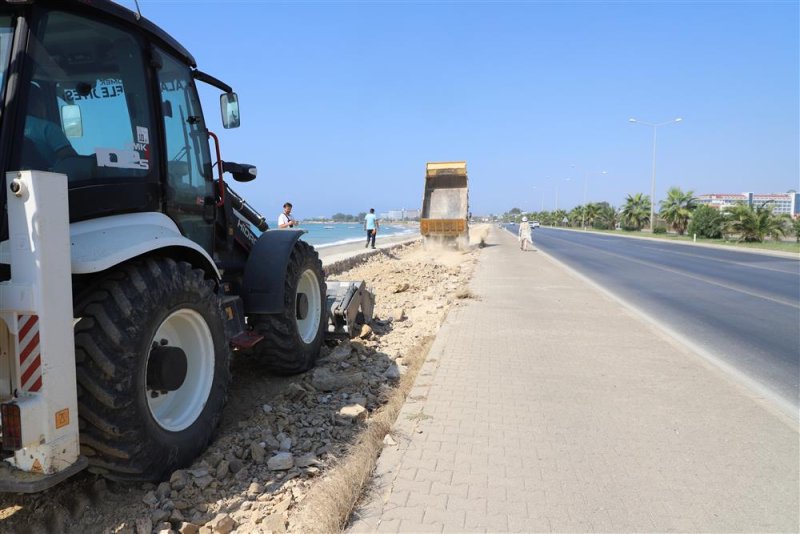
[0,1,243,257]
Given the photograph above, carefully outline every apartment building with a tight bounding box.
[697,192,799,218]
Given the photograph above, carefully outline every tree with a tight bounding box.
[793,218,800,243]
[553,209,568,227]
[723,202,787,242]
[568,206,584,227]
[509,208,522,215]
[620,193,651,230]
[593,204,617,230]
[659,187,697,235]
[687,204,723,239]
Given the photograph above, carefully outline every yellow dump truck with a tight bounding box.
[420,161,470,249]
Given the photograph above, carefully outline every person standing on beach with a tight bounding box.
[364,208,379,249]
[518,216,533,251]
[278,202,297,228]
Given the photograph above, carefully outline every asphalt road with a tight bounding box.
[517,226,800,414]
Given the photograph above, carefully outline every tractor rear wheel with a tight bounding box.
[250,240,326,374]
[74,257,230,481]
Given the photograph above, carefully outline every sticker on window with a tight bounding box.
[96,147,150,170]
[136,126,149,145]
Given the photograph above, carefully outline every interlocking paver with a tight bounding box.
[347,228,799,533]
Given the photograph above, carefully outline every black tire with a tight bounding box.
[250,240,327,375]
[74,257,231,482]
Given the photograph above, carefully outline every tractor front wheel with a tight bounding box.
[250,240,326,375]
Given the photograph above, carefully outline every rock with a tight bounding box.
[206,513,236,534]
[262,404,273,414]
[154,522,173,534]
[247,481,264,497]
[156,481,171,500]
[358,324,373,339]
[384,363,401,380]
[178,523,200,534]
[294,453,318,468]
[151,508,170,523]
[228,459,244,474]
[142,490,159,507]
[193,475,214,490]
[337,404,367,424]
[170,508,185,522]
[349,394,368,406]
[215,460,229,479]
[311,368,364,391]
[392,282,410,293]
[135,517,153,534]
[326,342,352,362]
[260,514,287,534]
[263,432,280,449]
[279,437,292,451]
[250,442,266,464]
[267,452,294,471]
[391,308,406,321]
[383,434,398,446]
[187,467,209,478]
[284,383,307,401]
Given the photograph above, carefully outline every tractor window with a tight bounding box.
[0,16,13,106]
[158,51,214,253]
[18,11,156,184]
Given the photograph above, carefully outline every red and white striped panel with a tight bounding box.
[18,314,42,393]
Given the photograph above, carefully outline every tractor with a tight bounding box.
[0,0,367,492]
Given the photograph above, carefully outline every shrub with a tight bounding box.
[688,205,723,239]
[652,225,667,234]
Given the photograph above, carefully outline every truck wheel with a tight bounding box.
[74,257,230,482]
[250,240,326,374]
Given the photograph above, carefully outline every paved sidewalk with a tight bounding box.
[349,227,799,532]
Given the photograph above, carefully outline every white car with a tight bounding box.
[531,220,541,228]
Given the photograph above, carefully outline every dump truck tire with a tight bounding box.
[74,257,230,481]
[250,240,326,375]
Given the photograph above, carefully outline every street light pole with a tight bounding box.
[629,117,682,231]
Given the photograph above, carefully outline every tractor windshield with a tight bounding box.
[0,15,13,107]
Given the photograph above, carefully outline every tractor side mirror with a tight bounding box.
[61,104,83,137]
[220,92,240,129]
[222,161,257,182]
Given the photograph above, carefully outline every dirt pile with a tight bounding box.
[0,237,482,534]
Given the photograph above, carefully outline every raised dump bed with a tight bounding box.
[420,161,469,247]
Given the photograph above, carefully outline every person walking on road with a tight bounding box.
[364,208,379,249]
[518,216,533,251]
[278,202,297,229]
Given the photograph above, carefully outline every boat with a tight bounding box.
[324,226,334,229]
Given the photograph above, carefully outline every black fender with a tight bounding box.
[242,229,304,314]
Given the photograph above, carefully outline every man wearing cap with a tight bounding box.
[518,216,533,251]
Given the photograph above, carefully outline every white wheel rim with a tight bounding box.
[297,268,322,344]
[146,309,214,432]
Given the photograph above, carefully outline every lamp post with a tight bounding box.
[532,186,545,212]
[629,117,682,231]
[582,170,608,230]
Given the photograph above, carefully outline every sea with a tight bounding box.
[297,222,416,248]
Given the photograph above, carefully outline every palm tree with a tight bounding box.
[659,187,697,235]
[553,209,568,227]
[723,202,787,242]
[583,203,602,228]
[620,193,651,230]
[568,206,584,227]
[594,204,617,230]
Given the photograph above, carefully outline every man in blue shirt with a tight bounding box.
[364,208,379,249]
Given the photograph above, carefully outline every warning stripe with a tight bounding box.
[18,314,42,393]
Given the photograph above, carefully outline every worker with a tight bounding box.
[278,202,297,228]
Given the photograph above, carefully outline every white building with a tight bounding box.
[697,192,799,218]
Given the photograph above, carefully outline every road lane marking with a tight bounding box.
[541,232,800,309]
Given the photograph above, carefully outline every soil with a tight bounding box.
[0,226,488,534]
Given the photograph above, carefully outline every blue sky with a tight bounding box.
[136,1,798,219]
